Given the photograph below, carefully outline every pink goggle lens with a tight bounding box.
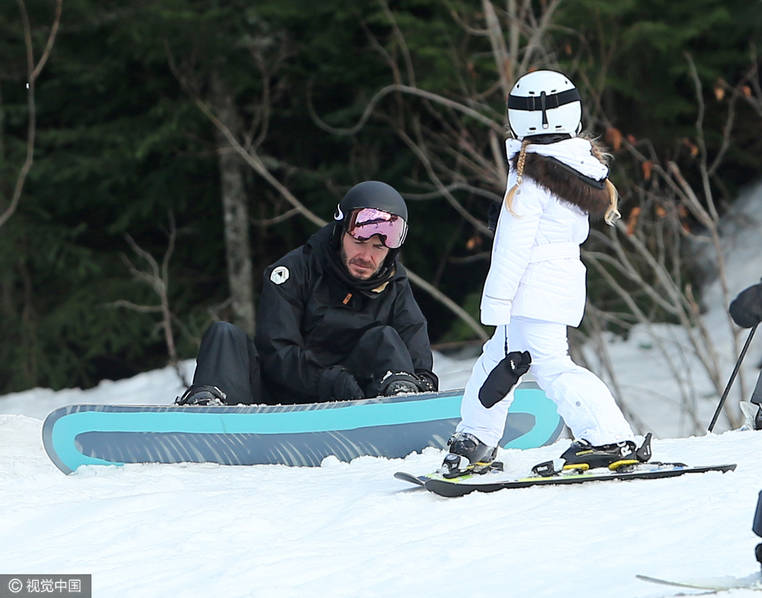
[346,208,407,249]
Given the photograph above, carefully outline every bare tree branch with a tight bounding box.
[517,0,563,74]
[483,0,511,97]
[251,207,301,227]
[111,213,186,384]
[0,0,62,229]
[170,61,490,340]
[307,83,504,137]
[378,0,416,87]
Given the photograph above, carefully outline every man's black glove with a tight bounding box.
[318,366,365,402]
[729,283,762,328]
[479,351,531,408]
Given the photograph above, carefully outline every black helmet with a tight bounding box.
[333,181,408,248]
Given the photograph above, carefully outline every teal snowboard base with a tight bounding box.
[43,383,563,474]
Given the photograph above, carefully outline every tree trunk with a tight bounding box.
[209,73,255,335]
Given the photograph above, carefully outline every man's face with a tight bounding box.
[340,232,390,280]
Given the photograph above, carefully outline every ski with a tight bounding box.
[636,571,762,592]
[395,462,736,497]
[394,461,504,488]
[393,471,427,486]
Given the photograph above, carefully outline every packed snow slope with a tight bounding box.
[1,182,761,597]
[1,364,762,597]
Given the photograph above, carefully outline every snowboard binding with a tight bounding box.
[175,384,227,406]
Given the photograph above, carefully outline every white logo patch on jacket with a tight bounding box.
[270,266,290,285]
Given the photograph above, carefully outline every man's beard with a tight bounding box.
[340,247,383,280]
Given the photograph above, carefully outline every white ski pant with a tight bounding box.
[456,317,634,447]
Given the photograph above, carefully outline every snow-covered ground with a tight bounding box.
[1,398,761,597]
[1,185,761,597]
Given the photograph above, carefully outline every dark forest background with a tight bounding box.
[2,0,761,395]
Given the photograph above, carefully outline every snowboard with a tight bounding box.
[42,383,563,474]
[395,462,737,497]
[636,572,762,592]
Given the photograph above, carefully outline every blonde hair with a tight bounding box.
[503,139,530,216]
[588,137,621,226]
[504,136,621,226]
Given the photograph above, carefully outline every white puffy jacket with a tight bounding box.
[480,172,590,327]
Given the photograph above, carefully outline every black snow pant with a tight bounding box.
[342,325,417,396]
[193,322,416,405]
[191,321,264,405]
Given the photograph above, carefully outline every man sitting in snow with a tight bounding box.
[729,281,762,430]
[175,181,438,406]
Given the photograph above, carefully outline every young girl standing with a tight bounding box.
[442,70,648,476]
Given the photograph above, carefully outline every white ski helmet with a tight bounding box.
[507,70,582,140]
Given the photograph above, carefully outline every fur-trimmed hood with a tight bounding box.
[508,138,611,219]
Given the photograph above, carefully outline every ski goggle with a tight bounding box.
[345,208,408,249]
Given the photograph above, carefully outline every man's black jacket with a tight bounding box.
[255,225,435,403]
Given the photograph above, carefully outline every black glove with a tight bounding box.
[318,366,365,401]
[729,283,762,328]
[478,351,531,408]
